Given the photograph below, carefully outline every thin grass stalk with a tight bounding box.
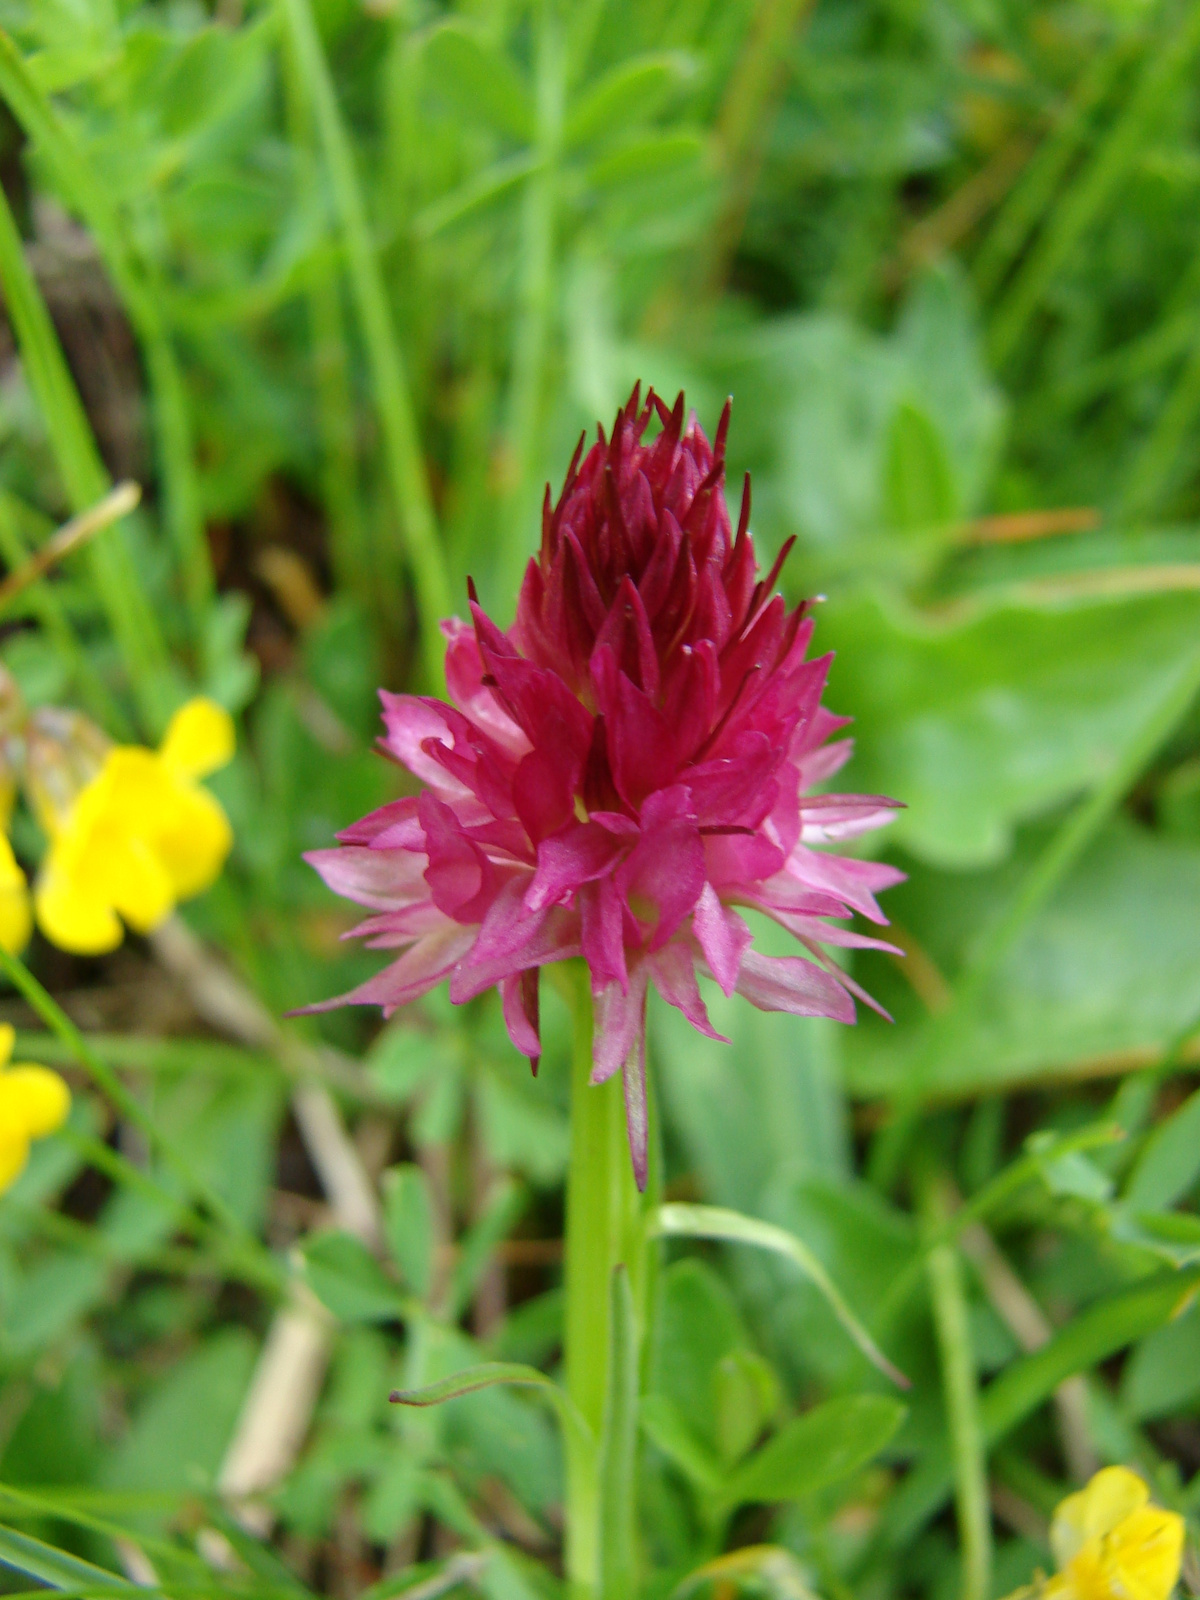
[0,494,123,731]
[0,31,213,641]
[499,0,565,603]
[0,164,172,729]
[920,1168,992,1600]
[278,16,372,604]
[989,5,1200,368]
[707,0,813,289]
[972,37,1131,302]
[278,0,451,688]
[870,641,1200,1190]
[1119,314,1200,516]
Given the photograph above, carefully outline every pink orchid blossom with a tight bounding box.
[305,387,901,1186]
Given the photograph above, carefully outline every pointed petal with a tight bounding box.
[733,948,855,1023]
[690,883,752,996]
[623,1030,649,1192]
[591,960,649,1084]
[648,942,726,1041]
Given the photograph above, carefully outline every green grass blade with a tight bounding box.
[278,0,451,687]
[0,30,212,650]
[0,1525,134,1593]
[391,1360,593,1453]
[0,151,172,728]
[881,1264,1200,1548]
[921,1171,991,1600]
[653,1203,909,1387]
[989,6,1200,367]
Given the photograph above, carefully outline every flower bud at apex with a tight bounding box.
[305,387,903,1187]
[0,1023,70,1193]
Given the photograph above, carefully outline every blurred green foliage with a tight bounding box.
[0,0,1199,1596]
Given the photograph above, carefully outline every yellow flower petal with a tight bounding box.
[152,782,233,899]
[0,1023,15,1068]
[159,698,235,780]
[35,858,124,954]
[1065,1508,1185,1600]
[0,833,30,955]
[1052,1468,1151,1567]
[1,1065,70,1138]
[0,1130,30,1193]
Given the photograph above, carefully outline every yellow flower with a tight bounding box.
[34,698,235,955]
[0,1023,70,1192]
[1040,1468,1185,1600]
[0,832,31,955]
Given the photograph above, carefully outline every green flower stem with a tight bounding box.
[562,966,644,1598]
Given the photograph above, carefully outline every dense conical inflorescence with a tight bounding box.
[306,386,901,1185]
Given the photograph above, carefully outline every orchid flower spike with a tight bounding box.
[306,387,902,1186]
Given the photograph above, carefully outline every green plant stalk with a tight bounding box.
[278,0,451,689]
[563,968,644,1598]
[871,642,1200,1190]
[0,164,172,730]
[920,1169,991,1600]
[0,30,212,650]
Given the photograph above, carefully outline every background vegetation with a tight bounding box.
[0,0,1199,1595]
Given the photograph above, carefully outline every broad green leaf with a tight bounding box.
[1121,1300,1200,1419]
[0,1253,108,1361]
[653,1204,909,1387]
[564,52,695,149]
[650,1259,747,1451]
[639,1393,723,1493]
[101,1328,257,1496]
[302,1231,410,1324]
[420,24,534,143]
[882,400,958,533]
[714,1349,780,1467]
[825,589,1200,868]
[587,129,705,189]
[383,1164,434,1300]
[847,821,1200,1097]
[725,1395,906,1507]
[1124,1086,1200,1210]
